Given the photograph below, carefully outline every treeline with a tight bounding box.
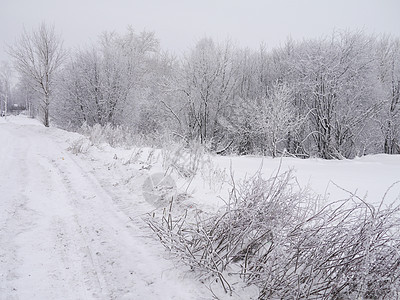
[8,26,400,158]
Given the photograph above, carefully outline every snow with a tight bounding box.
[1,115,400,299]
[0,116,208,300]
[164,152,400,215]
[214,154,400,205]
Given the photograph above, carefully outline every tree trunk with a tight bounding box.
[44,94,50,127]
[4,93,7,119]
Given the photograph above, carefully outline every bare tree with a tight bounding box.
[172,38,237,145]
[54,28,162,130]
[287,32,380,158]
[376,37,400,154]
[256,83,303,157]
[8,23,65,127]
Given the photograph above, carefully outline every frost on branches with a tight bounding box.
[148,170,400,299]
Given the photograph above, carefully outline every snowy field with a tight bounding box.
[1,115,400,299]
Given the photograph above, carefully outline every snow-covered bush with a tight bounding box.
[250,194,400,299]
[148,170,400,298]
[148,170,314,294]
[79,122,134,148]
[102,123,130,147]
[67,137,91,154]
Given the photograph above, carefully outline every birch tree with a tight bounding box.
[8,23,65,127]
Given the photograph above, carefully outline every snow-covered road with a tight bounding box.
[0,118,206,300]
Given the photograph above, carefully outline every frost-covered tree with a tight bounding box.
[9,23,65,126]
[255,83,302,157]
[222,82,303,157]
[98,30,158,125]
[10,23,400,159]
[170,38,237,145]
[55,28,161,130]
[289,32,380,158]
[234,45,272,101]
[55,47,103,127]
[376,37,400,154]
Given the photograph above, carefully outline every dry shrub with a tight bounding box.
[147,170,400,299]
[162,140,208,179]
[67,137,91,154]
[80,122,134,147]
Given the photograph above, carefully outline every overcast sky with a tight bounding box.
[1,0,400,63]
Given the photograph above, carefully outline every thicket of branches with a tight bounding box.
[148,171,400,299]
[5,25,400,158]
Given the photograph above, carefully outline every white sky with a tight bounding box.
[1,0,400,63]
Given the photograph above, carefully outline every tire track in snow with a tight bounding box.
[0,124,106,299]
[0,125,34,298]
[47,154,163,299]
[34,150,111,299]
[1,120,209,300]
[46,135,209,299]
